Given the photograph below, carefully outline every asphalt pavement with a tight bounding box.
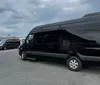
[0,49,100,85]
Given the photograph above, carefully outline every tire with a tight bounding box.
[3,47,7,50]
[67,56,82,71]
[21,52,27,61]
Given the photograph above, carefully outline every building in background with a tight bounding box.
[0,36,19,39]
[0,36,26,46]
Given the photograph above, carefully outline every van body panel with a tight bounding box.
[25,51,68,59]
[19,12,100,62]
[77,53,100,61]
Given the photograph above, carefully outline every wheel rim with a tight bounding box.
[69,59,79,69]
[4,47,6,50]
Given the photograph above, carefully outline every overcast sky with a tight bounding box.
[0,0,100,37]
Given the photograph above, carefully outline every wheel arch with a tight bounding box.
[67,52,82,60]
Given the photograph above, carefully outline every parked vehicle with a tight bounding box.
[19,12,100,71]
[0,39,20,50]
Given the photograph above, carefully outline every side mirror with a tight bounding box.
[22,39,25,44]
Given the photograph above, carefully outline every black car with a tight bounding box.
[0,39,20,50]
[19,12,100,71]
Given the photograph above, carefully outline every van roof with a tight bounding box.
[30,12,100,33]
[30,12,100,41]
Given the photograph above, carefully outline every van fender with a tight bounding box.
[67,52,82,60]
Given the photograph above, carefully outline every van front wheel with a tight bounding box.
[21,52,27,61]
[67,56,82,71]
[3,47,7,50]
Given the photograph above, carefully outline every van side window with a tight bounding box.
[35,33,44,43]
[35,32,59,44]
[35,33,51,44]
[43,34,51,43]
[50,34,59,43]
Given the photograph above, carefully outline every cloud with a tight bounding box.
[69,0,80,3]
[0,0,100,36]
[0,27,14,33]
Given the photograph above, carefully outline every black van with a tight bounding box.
[19,12,100,71]
[0,39,20,50]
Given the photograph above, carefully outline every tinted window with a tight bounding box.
[0,39,7,46]
[35,31,59,44]
[50,34,59,43]
[43,34,51,43]
[6,41,12,44]
[35,33,44,43]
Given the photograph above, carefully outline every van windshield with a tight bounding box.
[0,39,6,46]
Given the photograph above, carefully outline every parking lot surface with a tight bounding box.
[0,49,100,85]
